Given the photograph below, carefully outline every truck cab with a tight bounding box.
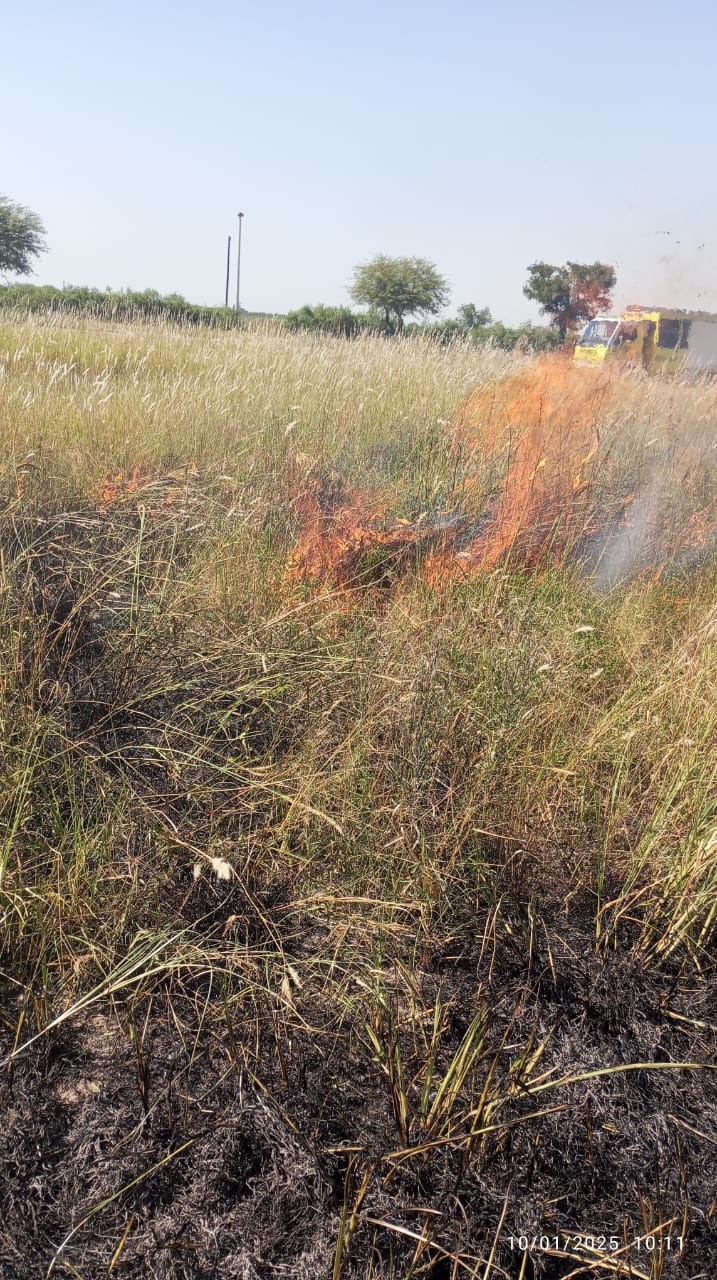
[573,316,622,365]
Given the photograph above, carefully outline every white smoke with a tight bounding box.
[592,472,664,588]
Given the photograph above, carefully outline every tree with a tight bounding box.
[350,255,449,332]
[0,195,47,280]
[457,302,492,330]
[523,261,616,340]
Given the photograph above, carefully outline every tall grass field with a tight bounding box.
[1,312,716,1279]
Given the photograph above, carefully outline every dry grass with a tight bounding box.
[0,312,716,1279]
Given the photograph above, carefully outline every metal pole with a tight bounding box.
[235,212,244,313]
[224,235,231,308]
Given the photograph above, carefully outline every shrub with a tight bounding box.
[284,303,383,337]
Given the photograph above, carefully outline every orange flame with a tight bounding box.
[97,467,143,507]
[287,475,435,589]
[439,355,614,575]
[286,355,715,594]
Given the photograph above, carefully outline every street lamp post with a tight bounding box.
[224,235,231,308]
[235,212,244,313]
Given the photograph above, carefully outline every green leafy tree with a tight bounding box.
[350,254,449,332]
[0,195,47,280]
[413,304,492,345]
[523,261,616,340]
[457,302,492,330]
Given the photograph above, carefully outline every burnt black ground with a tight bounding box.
[2,901,716,1280]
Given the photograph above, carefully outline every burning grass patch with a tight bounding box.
[286,471,455,590]
[286,357,717,594]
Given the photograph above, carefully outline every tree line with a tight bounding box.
[1,193,616,346]
[286,253,614,349]
[283,302,561,351]
[0,282,246,327]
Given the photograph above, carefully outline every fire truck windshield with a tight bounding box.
[577,319,619,347]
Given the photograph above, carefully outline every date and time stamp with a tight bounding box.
[508,1232,685,1255]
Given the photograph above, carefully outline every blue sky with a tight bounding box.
[3,0,716,322]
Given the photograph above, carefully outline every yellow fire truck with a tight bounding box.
[573,306,717,373]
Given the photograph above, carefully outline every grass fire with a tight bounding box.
[287,355,716,592]
[0,314,716,1279]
